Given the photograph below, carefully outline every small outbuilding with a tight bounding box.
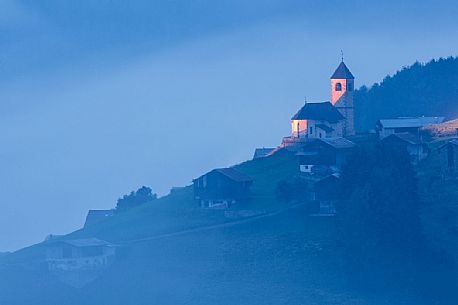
[193,168,253,208]
[381,132,429,163]
[45,238,116,272]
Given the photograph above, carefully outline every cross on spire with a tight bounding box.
[341,50,344,62]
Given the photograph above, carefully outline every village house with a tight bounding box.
[45,238,116,272]
[381,132,429,163]
[193,168,253,208]
[84,209,115,228]
[376,116,444,139]
[296,137,356,173]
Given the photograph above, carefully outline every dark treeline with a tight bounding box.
[337,145,457,303]
[355,57,458,131]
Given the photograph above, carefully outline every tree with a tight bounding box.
[337,145,458,301]
[337,145,424,282]
[116,186,157,211]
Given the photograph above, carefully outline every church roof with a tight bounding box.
[330,62,354,79]
[292,102,344,123]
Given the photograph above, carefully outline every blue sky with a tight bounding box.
[1,0,457,251]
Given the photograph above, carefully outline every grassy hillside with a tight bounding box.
[0,149,299,267]
[1,141,458,304]
[355,57,458,131]
[0,205,429,305]
[73,148,299,242]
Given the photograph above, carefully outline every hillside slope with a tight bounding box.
[0,205,430,305]
[1,144,457,304]
[355,57,458,131]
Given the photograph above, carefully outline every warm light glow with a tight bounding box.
[291,120,308,137]
[331,79,352,105]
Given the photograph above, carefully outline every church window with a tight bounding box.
[348,82,354,91]
[309,126,313,134]
[335,83,342,91]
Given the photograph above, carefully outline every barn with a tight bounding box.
[193,168,253,208]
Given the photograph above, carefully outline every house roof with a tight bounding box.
[330,62,354,79]
[215,168,253,182]
[195,167,253,183]
[382,132,422,145]
[253,148,275,159]
[378,117,445,129]
[318,137,356,149]
[316,124,334,133]
[47,238,113,248]
[291,102,344,123]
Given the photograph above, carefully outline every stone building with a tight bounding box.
[330,61,356,137]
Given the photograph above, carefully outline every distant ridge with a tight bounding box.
[355,57,458,131]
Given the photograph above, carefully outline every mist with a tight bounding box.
[1,0,457,252]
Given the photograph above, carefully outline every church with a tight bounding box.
[283,60,356,146]
[278,60,358,176]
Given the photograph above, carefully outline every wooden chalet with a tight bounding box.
[193,168,253,208]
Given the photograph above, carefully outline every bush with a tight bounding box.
[116,186,157,211]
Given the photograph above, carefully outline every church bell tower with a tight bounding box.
[330,59,355,137]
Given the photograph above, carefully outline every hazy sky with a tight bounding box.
[1,0,457,251]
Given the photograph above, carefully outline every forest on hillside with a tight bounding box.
[355,57,458,131]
